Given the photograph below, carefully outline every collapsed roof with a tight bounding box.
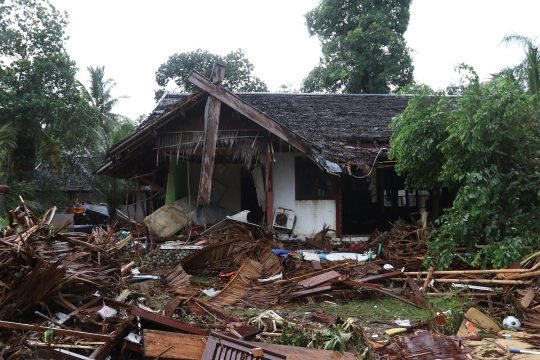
[95,76,409,179]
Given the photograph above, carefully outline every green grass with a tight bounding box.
[191,276,220,287]
[289,298,436,322]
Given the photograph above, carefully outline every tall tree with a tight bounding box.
[91,121,136,221]
[80,66,133,221]
[390,66,540,269]
[154,49,268,99]
[302,0,414,94]
[0,0,98,182]
[83,66,128,133]
[501,34,540,96]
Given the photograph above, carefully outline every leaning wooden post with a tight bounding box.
[196,63,225,206]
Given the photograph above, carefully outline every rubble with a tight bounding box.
[2,201,540,359]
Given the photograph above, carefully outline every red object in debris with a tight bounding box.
[348,243,367,253]
[465,321,477,335]
[220,271,238,277]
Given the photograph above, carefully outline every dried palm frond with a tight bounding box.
[210,258,263,306]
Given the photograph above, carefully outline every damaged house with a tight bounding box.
[96,64,430,238]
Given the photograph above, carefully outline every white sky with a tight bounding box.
[48,0,540,120]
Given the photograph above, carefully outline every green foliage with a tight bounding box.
[390,66,540,268]
[302,0,414,94]
[82,66,129,134]
[0,0,99,181]
[154,48,268,99]
[308,325,353,353]
[501,34,540,96]
[42,329,53,342]
[271,325,311,347]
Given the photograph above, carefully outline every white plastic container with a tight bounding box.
[143,197,192,237]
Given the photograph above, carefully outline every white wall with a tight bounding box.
[272,152,336,238]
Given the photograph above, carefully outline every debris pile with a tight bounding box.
[0,202,129,323]
[0,202,539,359]
[368,221,431,270]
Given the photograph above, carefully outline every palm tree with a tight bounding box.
[83,66,129,133]
[91,121,136,221]
[501,34,540,96]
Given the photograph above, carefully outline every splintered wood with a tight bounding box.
[210,259,264,306]
[0,202,125,321]
[163,264,193,295]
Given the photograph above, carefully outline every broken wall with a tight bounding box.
[273,152,336,237]
[167,159,242,213]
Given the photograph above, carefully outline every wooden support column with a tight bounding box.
[335,177,341,237]
[266,142,274,226]
[198,63,225,206]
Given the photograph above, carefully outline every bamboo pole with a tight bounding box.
[424,293,498,297]
[505,269,540,280]
[0,320,111,341]
[403,269,531,275]
[390,278,532,285]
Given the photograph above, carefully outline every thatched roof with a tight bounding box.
[236,93,409,164]
[139,92,408,164]
[97,91,409,177]
[35,157,101,192]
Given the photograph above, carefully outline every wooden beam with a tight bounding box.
[143,329,206,360]
[137,176,166,194]
[266,143,274,226]
[187,71,312,154]
[210,63,226,83]
[131,308,209,336]
[246,341,357,360]
[353,270,403,283]
[197,63,225,206]
[198,95,221,206]
[298,270,341,288]
[0,320,112,341]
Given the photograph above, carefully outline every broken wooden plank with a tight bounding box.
[406,277,424,299]
[311,261,322,270]
[158,296,184,317]
[521,288,535,308]
[132,308,208,336]
[287,285,333,299]
[0,320,112,341]
[422,266,435,295]
[341,280,383,288]
[247,341,357,360]
[311,312,338,326]
[298,270,340,288]
[305,237,333,250]
[226,325,263,340]
[143,329,206,360]
[371,288,423,309]
[354,270,403,283]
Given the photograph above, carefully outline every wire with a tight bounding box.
[349,147,388,179]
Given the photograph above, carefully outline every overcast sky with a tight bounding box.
[49,0,540,120]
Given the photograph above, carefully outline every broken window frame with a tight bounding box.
[294,157,336,200]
